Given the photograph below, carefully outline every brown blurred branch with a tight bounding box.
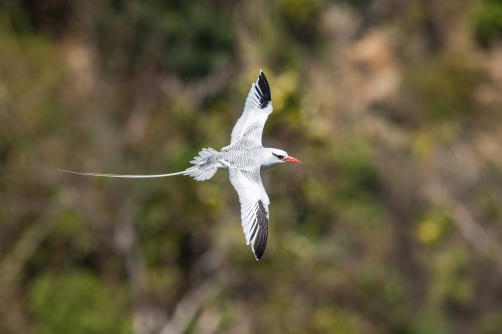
[159,276,224,334]
[114,198,167,334]
[158,234,228,334]
[0,203,59,285]
[427,183,502,275]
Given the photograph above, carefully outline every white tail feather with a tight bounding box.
[59,147,219,180]
[58,169,186,178]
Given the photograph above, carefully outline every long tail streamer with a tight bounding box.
[58,169,186,178]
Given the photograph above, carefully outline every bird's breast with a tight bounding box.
[219,148,265,169]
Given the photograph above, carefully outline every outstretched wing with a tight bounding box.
[226,70,273,148]
[229,167,270,260]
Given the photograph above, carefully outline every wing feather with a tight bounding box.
[229,167,270,260]
[224,71,273,149]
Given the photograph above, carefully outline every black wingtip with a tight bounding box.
[253,227,268,260]
[256,70,271,109]
[252,200,269,260]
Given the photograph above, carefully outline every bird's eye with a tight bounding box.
[272,153,284,159]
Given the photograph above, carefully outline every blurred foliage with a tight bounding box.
[406,53,483,120]
[94,0,235,78]
[30,271,131,334]
[416,209,452,245]
[1,0,502,334]
[472,0,502,46]
[279,0,321,43]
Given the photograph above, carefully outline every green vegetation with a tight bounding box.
[473,0,502,46]
[1,0,502,333]
[30,272,131,334]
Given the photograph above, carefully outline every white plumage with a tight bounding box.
[60,70,302,260]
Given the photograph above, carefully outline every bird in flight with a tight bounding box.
[60,70,301,260]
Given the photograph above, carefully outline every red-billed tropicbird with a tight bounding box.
[60,71,302,260]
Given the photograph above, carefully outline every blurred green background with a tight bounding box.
[1,0,502,333]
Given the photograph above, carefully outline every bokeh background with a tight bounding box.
[2,0,502,333]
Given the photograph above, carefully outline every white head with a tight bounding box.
[261,148,302,170]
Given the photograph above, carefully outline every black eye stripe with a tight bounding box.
[272,153,284,159]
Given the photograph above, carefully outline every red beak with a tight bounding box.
[283,156,302,164]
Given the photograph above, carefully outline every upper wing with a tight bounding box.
[229,167,270,260]
[226,70,273,148]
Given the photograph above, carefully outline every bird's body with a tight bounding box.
[60,71,301,260]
